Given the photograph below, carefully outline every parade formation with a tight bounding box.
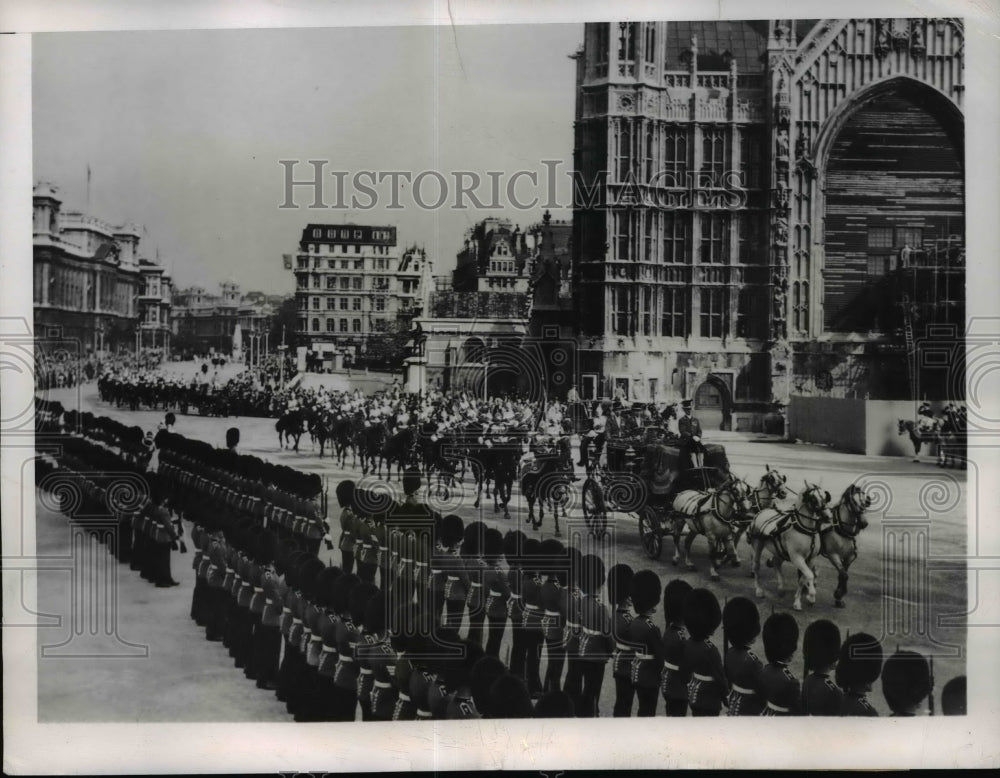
[32,356,967,719]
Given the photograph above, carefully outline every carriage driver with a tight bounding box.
[577,402,608,469]
[678,399,705,469]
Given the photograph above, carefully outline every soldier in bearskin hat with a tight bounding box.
[661,578,693,717]
[836,632,884,716]
[482,528,511,659]
[226,426,240,453]
[722,596,764,716]
[683,587,728,716]
[759,611,801,716]
[801,619,844,715]
[941,675,966,716]
[881,650,932,716]
[626,569,665,717]
[576,553,610,718]
[608,563,635,717]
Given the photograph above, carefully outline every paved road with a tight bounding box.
[36,382,968,719]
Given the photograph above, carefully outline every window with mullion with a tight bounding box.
[661,286,687,337]
[700,287,725,338]
[701,212,730,264]
[702,127,727,188]
[663,211,690,264]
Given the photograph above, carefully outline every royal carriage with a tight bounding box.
[580,424,731,559]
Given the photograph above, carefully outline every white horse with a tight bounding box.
[749,482,834,611]
[817,483,871,608]
[669,476,753,581]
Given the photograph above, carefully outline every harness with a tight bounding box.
[762,507,822,563]
[820,497,865,541]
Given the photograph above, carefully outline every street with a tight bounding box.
[36,380,969,719]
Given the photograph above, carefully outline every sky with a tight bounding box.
[32,24,582,294]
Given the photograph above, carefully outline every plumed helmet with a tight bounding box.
[836,632,884,689]
[662,578,693,626]
[629,569,662,615]
[761,611,800,664]
[607,563,634,607]
[683,587,723,641]
[881,650,932,713]
[802,619,842,672]
[722,596,762,647]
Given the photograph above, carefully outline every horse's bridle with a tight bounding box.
[823,487,869,540]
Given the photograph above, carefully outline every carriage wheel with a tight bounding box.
[581,478,607,539]
[639,505,663,560]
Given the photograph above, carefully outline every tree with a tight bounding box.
[363,323,412,371]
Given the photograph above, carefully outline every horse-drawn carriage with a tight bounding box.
[581,425,731,560]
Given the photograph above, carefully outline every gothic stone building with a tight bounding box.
[562,19,964,430]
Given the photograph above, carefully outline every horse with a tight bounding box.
[668,476,754,581]
[422,428,462,500]
[487,437,521,520]
[897,417,940,463]
[935,407,967,469]
[733,465,790,564]
[382,426,417,482]
[331,413,357,468]
[357,421,387,477]
[749,482,835,611]
[520,443,572,536]
[276,409,305,451]
[817,483,871,608]
[307,410,334,458]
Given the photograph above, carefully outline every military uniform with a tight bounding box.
[660,623,691,716]
[801,672,843,716]
[759,661,801,715]
[724,645,765,716]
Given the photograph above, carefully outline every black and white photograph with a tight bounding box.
[2,0,999,772]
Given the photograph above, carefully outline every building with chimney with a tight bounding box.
[557,19,964,429]
[32,181,170,354]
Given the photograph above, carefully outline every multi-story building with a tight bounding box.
[138,259,173,353]
[32,181,168,354]
[171,282,242,355]
[559,19,964,428]
[453,218,533,294]
[290,224,431,362]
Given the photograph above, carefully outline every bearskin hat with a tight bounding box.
[802,619,842,672]
[607,563,634,607]
[683,587,723,641]
[522,538,542,574]
[164,412,176,427]
[663,579,693,626]
[283,551,306,590]
[836,632,884,689]
[722,596,761,647]
[942,675,966,716]
[470,655,507,717]
[226,427,240,449]
[539,538,565,583]
[533,690,576,718]
[629,569,662,615]
[363,591,388,635]
[462,521,487,558]
[502,530,524,566]
[349,581,379,626]
[762,611,799,664]
[402,467,422,497]
[313,566,344,608]
[580,554,606,597]
[881,650,931,714]
[440,514,465,548]
[331,573,361,617]
[335,479,356,509]
[488,673,534,719]
[482,528,504,562]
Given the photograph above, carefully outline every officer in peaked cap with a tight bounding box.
[881,650,932,716]
[801,619,844,715]
[836,632,883,716]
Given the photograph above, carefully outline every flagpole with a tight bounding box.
[86,164,91,213]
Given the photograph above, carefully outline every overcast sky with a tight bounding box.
[33,24,582,294]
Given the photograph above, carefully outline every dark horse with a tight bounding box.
[331,413,357,468]
[358,422,387,477]
[488,440,521,520]
[307,410,334,458]
[382,426,418,482]
[520,448,572,536]
[276,409,305,451]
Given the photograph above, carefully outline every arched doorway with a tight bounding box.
[822,79,964,335]
[693,376,730,432]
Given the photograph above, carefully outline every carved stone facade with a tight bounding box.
[556,19,965,414]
